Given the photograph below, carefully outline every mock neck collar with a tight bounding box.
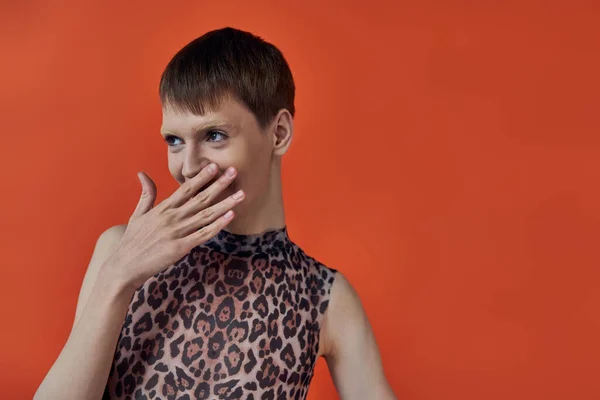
[204,226,291,256]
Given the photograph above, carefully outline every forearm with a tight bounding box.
[34,267,134,400]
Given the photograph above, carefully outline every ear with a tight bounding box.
[270,109,294,156]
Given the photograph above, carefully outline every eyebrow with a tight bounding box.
[160,121,237,136]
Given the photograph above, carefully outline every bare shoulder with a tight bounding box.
[72,224,128,327]
[329,271,362,311]
[88,223,128,280]
[320,271,396,399]
[106,223,128,234]
[92,224,128,264]
[320,271,368,356]
[100,223,128,241]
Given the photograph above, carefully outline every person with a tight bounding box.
[35,27,396,400]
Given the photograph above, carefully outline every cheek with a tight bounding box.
[168,157,182,181]
[234,161,270,201]
[206,142,269,200]
[213,153,251,188]
[209,152,242,177]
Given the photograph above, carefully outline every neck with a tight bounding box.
[225,164,285,235]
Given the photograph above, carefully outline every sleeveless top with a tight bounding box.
[103,227,337,400]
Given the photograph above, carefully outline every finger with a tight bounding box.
[131,171,157,218]
[180,166,238,215]
[181,209,235,250]
[167,163,219,208]
[177,189,245,236]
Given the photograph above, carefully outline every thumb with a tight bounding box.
[131,171,157,218]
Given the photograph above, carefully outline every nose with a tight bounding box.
[181,148,216,180]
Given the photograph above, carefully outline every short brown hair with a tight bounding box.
[159,27,295,128]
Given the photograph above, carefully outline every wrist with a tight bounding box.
[95,260,138,303]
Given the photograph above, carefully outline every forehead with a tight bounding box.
[160,97,256,135]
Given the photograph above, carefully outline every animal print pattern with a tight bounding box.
[103,227,337,400]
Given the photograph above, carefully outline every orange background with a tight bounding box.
[1,1,599,399]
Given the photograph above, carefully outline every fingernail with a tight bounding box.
[226,167,236,177]
[224,210,234,219]
[208,163,217,172]
[232,190,244,200]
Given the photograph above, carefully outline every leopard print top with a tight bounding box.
[103,227,337,400]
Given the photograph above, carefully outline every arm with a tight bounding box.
[73,225,127,326]
[322,272,397,400]
[34,225,132,400]
[35,165,242,399]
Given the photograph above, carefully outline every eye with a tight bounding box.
[207,131,227,143]
[164,135,182,147]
